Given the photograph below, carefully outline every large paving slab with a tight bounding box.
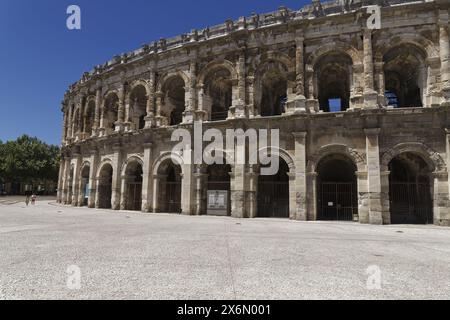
[0,200,449,300]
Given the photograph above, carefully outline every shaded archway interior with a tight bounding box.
[383,44,425,108]
[316,154,358,221]
[388,153,433,224]
[257,158,290,218]
[204,68,232,121]
[157,161,182,213]
[316,52,352,112]
[98,164,113,209]
[125,161,143,211]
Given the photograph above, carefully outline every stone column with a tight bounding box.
[232,49,247,119]
[289,35,307,114]
[120,175,128,210]
[306,172,317,221]
[380,171,391,224]
[184,60,197,123]
[145,69,156,128]
[77,173,87,206]
[230,164,245,218]
[57,156,66,203]
[365,128,383,224]
[88,150,99,208]
[61,105,68,145]
[374,62,387,107]
[115,85,126,132]
[363,29,378,109]
[439,10,450,106]
[293,132,308,220]
[67,102,73,142]
[245,165,258,218]
[111,145,123,210]
[71,153,82,206]
[62,157,71,204]
[123,96,132,132]
[193,165,207,215]
[181,163,193,215]
[155,91,167,127]
[433,171,450,226]
[141,143,153,212]
[356,171,369,223]
[77,96,85,141]
[305,67,319,113]
[152,175,161,213]
[92,87,102,137]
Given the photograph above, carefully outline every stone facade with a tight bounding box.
[58,0,450,226]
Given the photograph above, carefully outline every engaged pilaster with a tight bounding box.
[293,132,308,220]
[439,9,450,106]
[365,128,383,225]
[363,29,378,109]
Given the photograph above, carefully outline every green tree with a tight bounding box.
[0,135,60,188]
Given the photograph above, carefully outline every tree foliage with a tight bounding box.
[0,135,60,184]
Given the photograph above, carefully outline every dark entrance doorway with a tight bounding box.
[317,155,358,221]
[389,153,433,224]
[207,164,231,216]
[159,162,182,214]
[80,166,90,206]
[125,162,143,211]
[257,159,290,218]
[98,164,113,209]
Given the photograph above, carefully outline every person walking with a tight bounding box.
[25,190,31,206]
[31,193,37,205]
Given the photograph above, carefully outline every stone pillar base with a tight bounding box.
[363,91,379,109]
[306,99,319,113]
[114,121,125,133]
[441,87,450,107]
[144,115,155,128]
[155,116,169,127]
[182,110,196,124]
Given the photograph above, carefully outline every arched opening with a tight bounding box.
[68,166,74,204]
[317,155,358,221]
[84,100,95,137]
[315,53,352,112]
[129,85,147,130]
[124,161,143,211]
[388,153,433,224]
[103,94,119,135]
[80,165,90,206]
[162,76,186,126]
[257,62,288,117]
[98,164,113,209]
[204,67,232,121]
[158,161,182,213]
[206,163,231,216]
[72,109,80,138]
[257,158,290,218]
[384,45,426,108]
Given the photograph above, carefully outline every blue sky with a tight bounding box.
[0,0,308,146]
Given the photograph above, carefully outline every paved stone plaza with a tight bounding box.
[0,199,449,300]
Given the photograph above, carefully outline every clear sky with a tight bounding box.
[0,0,309,146]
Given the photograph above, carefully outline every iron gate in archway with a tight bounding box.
[318,182,357,221]
[164,181,182,213]
[257,181,289,218]
[126,182,142,211]
[390,182,433,224]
